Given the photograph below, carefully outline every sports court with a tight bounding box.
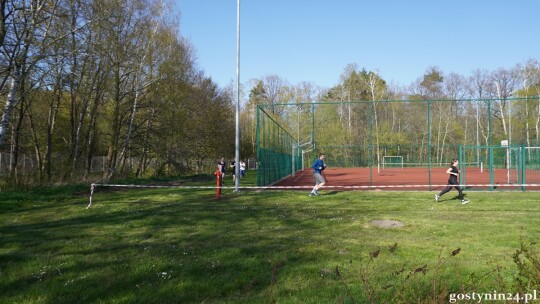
[256,98,540,192]
[275,166,540,191]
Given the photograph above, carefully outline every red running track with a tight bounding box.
[274,167,540,191]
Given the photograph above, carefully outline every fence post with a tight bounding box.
[458,145,463,187]
[489,146,494,190]
[521,144,526,191]
[215,170,222,199]
[292,144,295,177]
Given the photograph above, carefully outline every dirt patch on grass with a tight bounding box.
[371,220,404,228]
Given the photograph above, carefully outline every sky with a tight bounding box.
[176,0,539,89]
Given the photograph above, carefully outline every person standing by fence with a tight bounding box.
[218,157,226,181]
[230,160,236,182]
[239,160,246,178]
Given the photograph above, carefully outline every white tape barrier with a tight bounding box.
[86,182,540,209]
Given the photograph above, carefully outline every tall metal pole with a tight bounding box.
[476,101,479,165]
[234,0,241,192]
[509,98,512,145]
[311,103,315,151]
[369,100,373,186]
[427,100,431,191]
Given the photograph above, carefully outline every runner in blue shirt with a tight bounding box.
[309,153,327,196]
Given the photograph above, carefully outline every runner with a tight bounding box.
[309,153,327,197]
[435,159,469,204]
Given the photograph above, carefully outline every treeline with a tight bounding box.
[1,0,235,186]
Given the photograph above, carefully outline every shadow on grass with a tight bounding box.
[319,191,341,196]
[0,187,331,303]
[3,187,539,303]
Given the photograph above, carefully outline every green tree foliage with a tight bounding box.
[0,0,235,185]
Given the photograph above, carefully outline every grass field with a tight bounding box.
[2,173,540,303]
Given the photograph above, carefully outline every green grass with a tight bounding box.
[1,175,540,303]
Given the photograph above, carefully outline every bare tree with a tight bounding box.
[490,67,518,143]
[466,69,491,161]
[413,67,447,162]
[261,74,288,116]
[515,59,540,148]
[101,0,166,179]
[0,0,6,47]
[0,0,65,148]
[340,64,361,133]
[363,70,386,168]
[116,13,163,175]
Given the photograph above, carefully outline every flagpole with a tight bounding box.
[234,0,241,192]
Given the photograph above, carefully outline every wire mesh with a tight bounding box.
[256,97,540,190]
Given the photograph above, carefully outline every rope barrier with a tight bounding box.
[86,182,540,209]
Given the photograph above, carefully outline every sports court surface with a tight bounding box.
[274,167,540,191]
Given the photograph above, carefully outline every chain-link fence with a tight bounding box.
[256,98,540,189]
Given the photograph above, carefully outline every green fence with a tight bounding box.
[256,107,303,186]
[459,145,540,191]
[317,144,461,168]
[256,98,540,189]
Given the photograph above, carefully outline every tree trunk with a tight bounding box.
[11,92,28,182]
[136,106,155,177]
[44,91,62,183]
[498,101,508,139]
[27,108,43,182]
[84,93,102,181]
[105,63,122,180]
[118,89,140,174]
[105,99,120,180]
[0,67,20,147]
